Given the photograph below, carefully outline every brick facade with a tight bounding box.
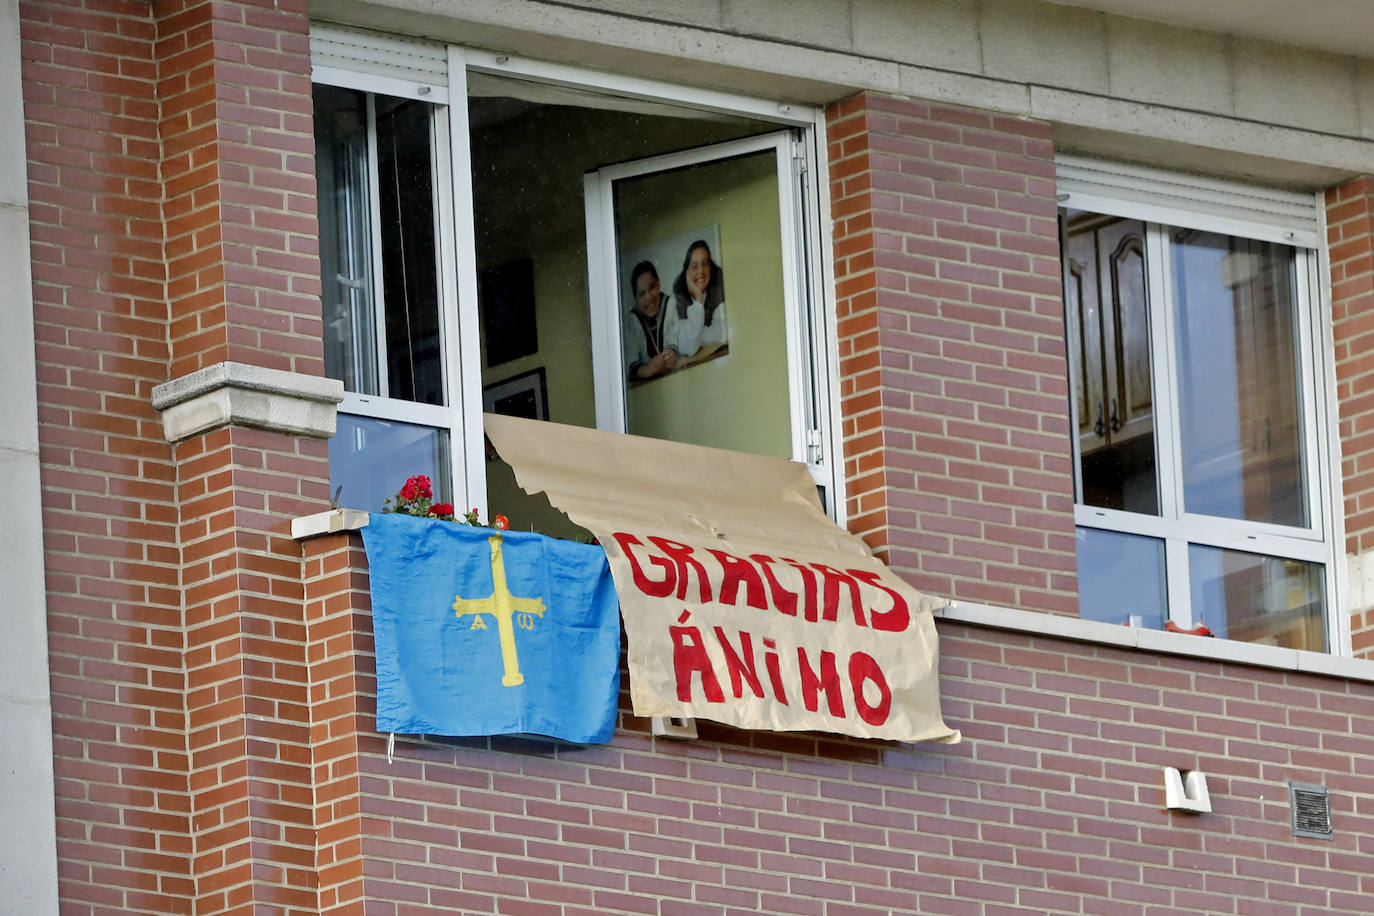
[296,532,1374,915]
[18,1,1374,910]
[827,93,1078,616]
[22,2,192,910]
[23,0,330,912]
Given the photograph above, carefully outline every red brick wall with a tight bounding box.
[1328,177,1374,655]
[300,531,1374,915]
[304,531,374,913]
[157,0,323,380]
[827,93,1077,616]
[178,426,328,916]
[152,1,330,911]
[24,0,329,912]
[21,2,192,912]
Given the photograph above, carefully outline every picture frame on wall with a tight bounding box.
[483,367,549,421]
[479,256,538,367]
[618,224,728,387]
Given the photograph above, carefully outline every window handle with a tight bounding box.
[1110,398,1121,433]
[1094,401,1105,437]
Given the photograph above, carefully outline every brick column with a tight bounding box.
[158,0,325,380]
[1327,177,1374,657]
[302,526,375,915]
[152,1,332,913]
[827,93,1078,615]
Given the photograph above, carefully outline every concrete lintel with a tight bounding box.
[292,508,371,540]
[152,362,345,442]
[1038,87,1370,187]
[309,0,1374,188]
[313,0,900,105]
[897,64,1032,118]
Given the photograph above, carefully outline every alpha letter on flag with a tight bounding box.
[363,513,621,744]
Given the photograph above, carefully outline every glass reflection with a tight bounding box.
[612,150,791,459]
[376,96,444,405]
[330,415,450,512]
[1172,230,1306,527]
[314,85,378,396]
[1064,213,1158,516]
[1188,545,1324,651]
[313,86,445,406]
[1075,528,1167,629]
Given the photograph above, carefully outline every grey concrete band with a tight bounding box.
[152,361,346,442]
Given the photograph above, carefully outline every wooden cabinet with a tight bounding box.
[1065,215,1153,457]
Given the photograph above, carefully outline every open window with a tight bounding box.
[310,31,838,533]
[583,133,820,472]
[1058,157,1341,652]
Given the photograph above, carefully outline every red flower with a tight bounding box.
[399,474,432,502]
[1164,620,1214,637]
[429,502,454,517]
[493,514,509,530]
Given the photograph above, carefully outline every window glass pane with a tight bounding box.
[376,96,444,405]
[330,414,450,512]
[314,85,378,395]
[1075,527,1167,628]
[613,150,791,458]
[1173,231,1306,527]
[1188,545,1325,651]
[1064,213,1158,515]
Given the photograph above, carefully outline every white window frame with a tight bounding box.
[1059,166,1346,653]
[311,30,843,524]
[582,130,830,493]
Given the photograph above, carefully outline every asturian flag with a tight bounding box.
[362,513,621,744]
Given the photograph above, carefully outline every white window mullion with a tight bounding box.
[1309,202,1349,653]
[339,393,452,427]
[1293,249,1326,538]
[583,173,624,433]
[1076,505,1327,564]
[802,111,843,516]
[1165,538,1193,629]
[777,135,810,468]
[445,48,486,517]
[364,93,390,400]
[1146,222,1184,524]
[429,79,468,510]
[1060,213,1087,506]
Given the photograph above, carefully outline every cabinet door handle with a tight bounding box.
[1110,398,1121,433]
[1094,401,1105,437]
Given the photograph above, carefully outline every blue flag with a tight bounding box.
[362,513,621,744]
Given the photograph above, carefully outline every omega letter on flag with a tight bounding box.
[363,513,621,744]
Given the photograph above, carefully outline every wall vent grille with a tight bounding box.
[1290,782,1333,839]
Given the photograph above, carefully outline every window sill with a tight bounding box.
[937,600,1374,681]
[292,508,370,539]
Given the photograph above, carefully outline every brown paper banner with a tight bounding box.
[485,414,959,743]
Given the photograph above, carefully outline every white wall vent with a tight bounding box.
[1056,155,1320,248]
[1289,782,1333,839]
[651,716,698,740]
